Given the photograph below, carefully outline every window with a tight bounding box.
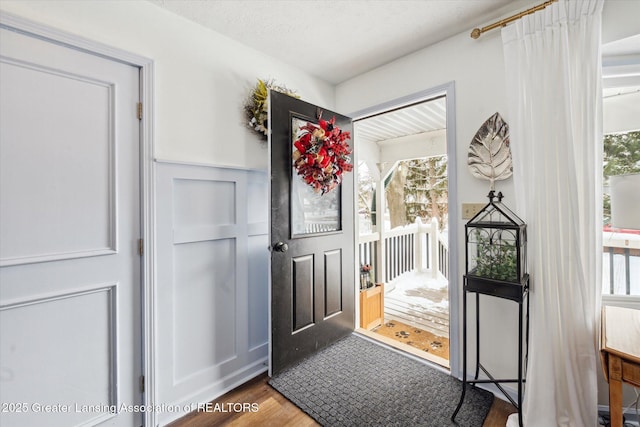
[602,131,640,296]
[601,47,640,297]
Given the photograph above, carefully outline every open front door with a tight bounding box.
[269,91,355,376]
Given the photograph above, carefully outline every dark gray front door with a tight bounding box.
[269,91,355,376]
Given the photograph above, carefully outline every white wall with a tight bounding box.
[337,0,640,406]
[0,0,335,170]
[604,91,640,134]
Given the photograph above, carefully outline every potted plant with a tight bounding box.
[472,231,518,282]
[464,191,527,301]
[360,264,373,290]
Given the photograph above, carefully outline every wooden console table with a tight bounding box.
[600,305,640,427]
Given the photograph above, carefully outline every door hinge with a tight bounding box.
[138,239,144,256]
[139,375,145,393]
[137,102,143,120]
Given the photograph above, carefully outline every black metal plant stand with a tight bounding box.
[451,191,529,427]
[451,276,529,426]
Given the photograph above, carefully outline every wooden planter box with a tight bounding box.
[359,283,384,330]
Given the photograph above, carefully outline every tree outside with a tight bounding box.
[357,162,375,233]
[385,156,448,230]
[603,130,640,225]
[385,162,407,229]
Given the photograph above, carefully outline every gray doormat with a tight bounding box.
[269,334,493,426]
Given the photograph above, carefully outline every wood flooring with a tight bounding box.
[168,373,517,427]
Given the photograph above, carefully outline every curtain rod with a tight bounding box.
[470,0,557,39]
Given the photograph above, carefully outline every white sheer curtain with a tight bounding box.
[501,0,604,426]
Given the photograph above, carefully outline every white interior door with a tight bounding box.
[0,27,142,427]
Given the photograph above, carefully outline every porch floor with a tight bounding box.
[383,270,449,339]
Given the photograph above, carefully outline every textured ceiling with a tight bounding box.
[147,0,514,84]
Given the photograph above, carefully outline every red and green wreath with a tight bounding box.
[292,117,353,194]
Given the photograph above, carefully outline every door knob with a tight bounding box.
[273,242,288,253]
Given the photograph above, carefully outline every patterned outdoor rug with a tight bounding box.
[269,335,493,426]
[373,320,450,361]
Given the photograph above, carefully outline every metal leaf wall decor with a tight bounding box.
[468,112,512,190]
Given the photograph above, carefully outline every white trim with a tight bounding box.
[602,294,640,307]
[348,81,460,379]
[349,83,451,120]
[267,91,274,377]
[139,53,157,427]
[0,12,150,68]
[154,157,267,173]
[0,11,158,427]
[0,280,116,311]
[0,248,118,268]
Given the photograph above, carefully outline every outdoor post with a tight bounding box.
[376,175,386,283]
[431,217,439,279]
[415,217,425,273]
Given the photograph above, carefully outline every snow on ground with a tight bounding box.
[385,270,449,316]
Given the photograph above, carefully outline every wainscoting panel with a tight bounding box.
[248,234,269,351]
[173,178,236,228]
[173,239,237,382]
[156,161,268,426]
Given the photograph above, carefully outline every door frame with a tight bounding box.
[348,81,460,378]
[0,11,157,427]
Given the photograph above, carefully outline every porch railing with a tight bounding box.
[359,228,637,294]
[359,217,448,284]
[384,225,415,282]
[603,233,640,296]
[359,232,379,283]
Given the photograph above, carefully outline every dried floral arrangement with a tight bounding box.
[244,78,299,138]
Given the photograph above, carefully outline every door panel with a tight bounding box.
[325,249,343,317]
[292,255,314,332]
[270,92,355,375]
[0,28,141,426]
[0,58,116,264]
